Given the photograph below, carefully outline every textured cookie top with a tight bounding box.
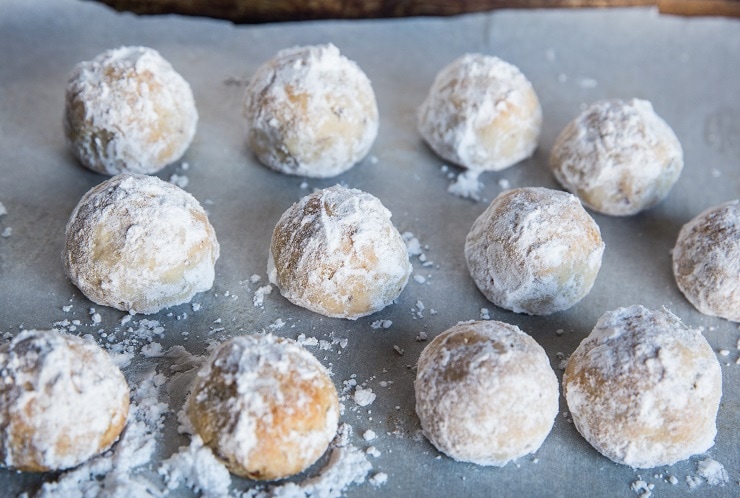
[64,46,198,175]
[415,320,559,466]
[189,334,339,480]
[243,44,378,178]
[418,53,542,171]
[0,330,129,472]
[269,185,411,319]
[564,306,722,468]
[63,174,219,314]
[549,99,683,216]
[673,200,740,322]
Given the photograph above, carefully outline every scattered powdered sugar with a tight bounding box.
[630,478,652,498]
[447,169,483,202]
[253,285,273,308]
[371,320,392,330]
[160,435,232,498]
[353,387,376,407]
[169,173,189,189]
[696,458,729,486]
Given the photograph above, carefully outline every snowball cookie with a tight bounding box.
[64,46,198,175]
[549,99,683,216]
[189,334,339,480]
[63,174,220,314]
[243,44,378,178]
[564,306,722,468]
[0,330,129,472]
[417,53,542,171]
[269,185,411,319]
[673,200,740,322]
[415,320,558,466]
[465,187,604,315]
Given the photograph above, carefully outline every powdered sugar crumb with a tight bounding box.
[447,170,483,202]
[353,387,376,407]
[253,284,273,308]
[697,458,729,486]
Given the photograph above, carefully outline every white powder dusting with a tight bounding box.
[413,275,426,284]
[363,430,377,441]
[1,227,11,238]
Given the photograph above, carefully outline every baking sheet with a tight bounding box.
[0,1,738,496]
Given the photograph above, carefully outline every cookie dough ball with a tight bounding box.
[243,44,378,178]
[189,334,339,480]
[564,306,722,468]
[64,46,198,175]
[417,53,542,171]
[63,174,220,314]
[672,200,740,322]
[465,187,604,315]
[0,330,129,472]
[415,321,558,466]
[549,99,683,216]
[268,185,411,319]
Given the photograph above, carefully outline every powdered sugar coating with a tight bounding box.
[672,200,740,322]
[0,330,129,472]
[549,99,683,216]
[564,306,722,468]
[189,335,339,480]
[418,53,542,171]
[63,174,219,314]
[64,46,198,175]
[465,187,604,315]
[415,320,558,466]
[243,44,378,178]
[269,185,411,319]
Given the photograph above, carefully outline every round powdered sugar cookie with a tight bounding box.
[268,185,411,319]
[564,306,722,468]
[189,334,339,480]
[63,174,220,314]
[418,53,542,171]
[64,46,198,175]
[549,99,683,216]
[0,330,129,472]
[672,200,740,322]
[415,320,559,466]
[243,44,378,178]
[465,187,604,315]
